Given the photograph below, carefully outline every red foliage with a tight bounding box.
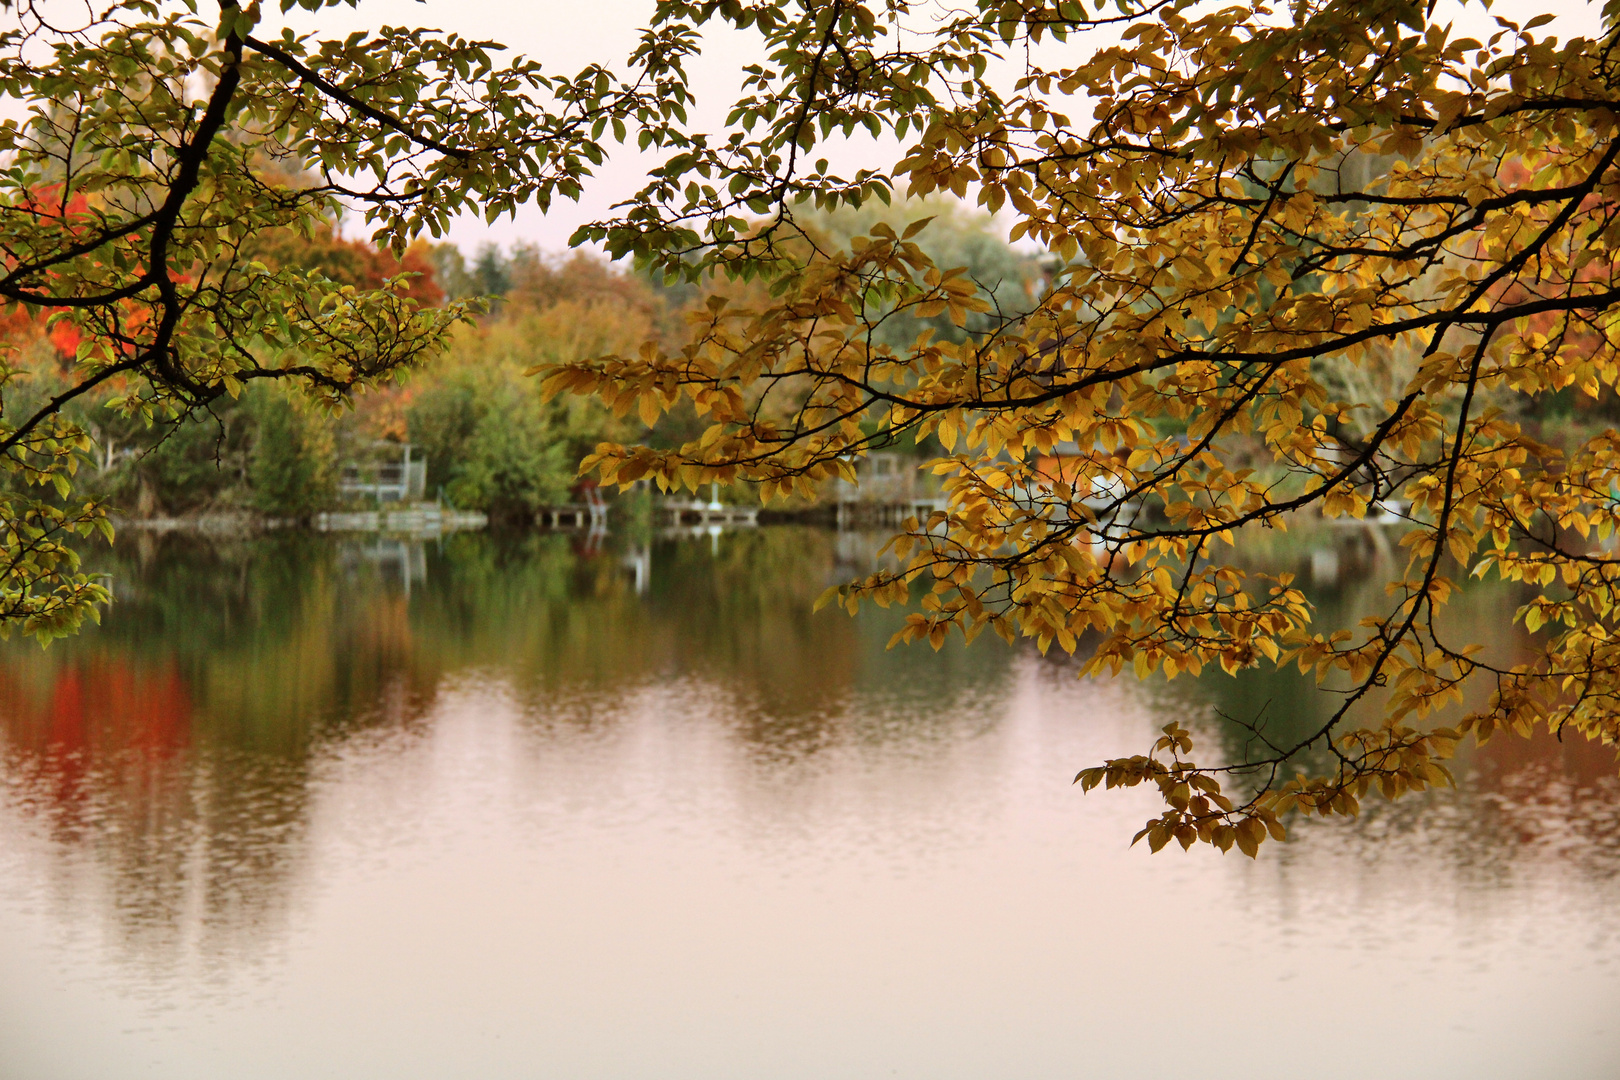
[1,187,446,367]
[249,226,445,307]
[1491,155,1610,378]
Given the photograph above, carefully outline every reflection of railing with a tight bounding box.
[653,482,758,530]
[655,501,759,528]
[316,504,487,538]
[621,543,650,594]
[340,538,428,595]
[835,496,948,529]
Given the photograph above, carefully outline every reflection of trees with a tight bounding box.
[1464,731,1620,882]
[405,530,849,707]
[0,527,1020,967]
[0,659,318,966]
[0,533,438,966]
[2,523,1612,978]
[1258,728,1620,907]
[1123,525,1619,887]
[1130,525,1537,774]
[414,528,1015,762]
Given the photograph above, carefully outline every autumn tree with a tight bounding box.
[542,0,1620,854]
[12,0,1620,854]
[0,0,692,638]
[404,249,665,518]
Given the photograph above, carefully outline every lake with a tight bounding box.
[0,526,1616,1079]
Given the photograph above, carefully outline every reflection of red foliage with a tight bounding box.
[1467,722,1620,859]
[0,658,193,815]
[48,660,193,757]
[1476,721,1616,790]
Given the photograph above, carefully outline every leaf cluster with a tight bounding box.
[545,0,1620,851]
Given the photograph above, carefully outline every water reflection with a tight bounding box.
[1134,526,1620,900]
[0,527,1615,1079]
[0,531,1011,967]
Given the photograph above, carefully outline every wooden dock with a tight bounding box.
[825,452,949,528]
[537,485,610,530]
[536,504,608,529]
[655,499,759,528]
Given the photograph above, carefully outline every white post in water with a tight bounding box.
[708,481,723,511]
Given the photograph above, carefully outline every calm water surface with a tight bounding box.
[0,527,1616,1079]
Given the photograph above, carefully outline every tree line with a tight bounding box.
[1,198,1042,521]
